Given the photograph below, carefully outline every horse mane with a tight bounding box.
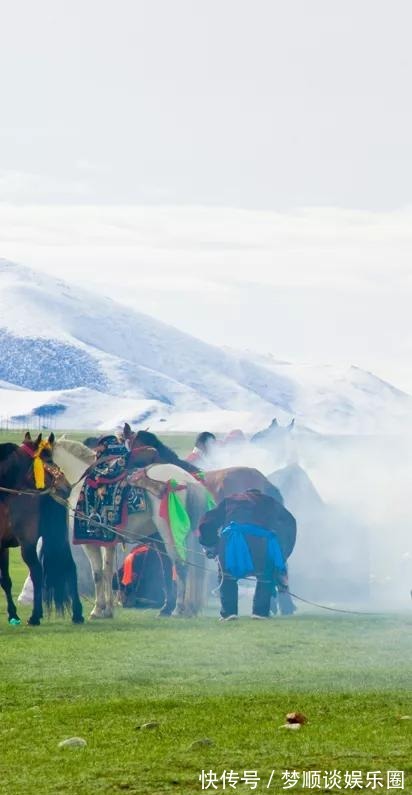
[135,431,200,474]
[0,443,23,492]
[56,437,96,464]
[0,442,18,462]
[83,436,100,449]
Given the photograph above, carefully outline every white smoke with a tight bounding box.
[299,433,412,610]
[201,428,412,610]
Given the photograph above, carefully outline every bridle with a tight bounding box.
[42,461,72,499]
[0,449,71,499]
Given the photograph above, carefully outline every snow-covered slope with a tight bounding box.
[242,353,412,434]
[0,258,411,433]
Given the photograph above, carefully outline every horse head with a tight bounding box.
[21,432,71,500]
[121,423,148,451]
[122,422,135,449]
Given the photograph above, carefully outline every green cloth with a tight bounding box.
[166,476,216,560]
[167,480,191,560]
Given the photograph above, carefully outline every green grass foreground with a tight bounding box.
[0,555,411,794]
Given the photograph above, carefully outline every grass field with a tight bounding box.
[1,430,411,794]
[0,430,196,458]
[0,553,411,795]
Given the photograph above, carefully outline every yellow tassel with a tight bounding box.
[32,441,51,489]
[33,456,45,489]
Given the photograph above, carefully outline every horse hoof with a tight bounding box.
[89,609,105,620]
[27,617,41,626]
[278,593,297,615]
[157,606,173,617]
[102,609,114,619]
[72,615,85,624]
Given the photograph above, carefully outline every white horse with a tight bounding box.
[52,438,209,619]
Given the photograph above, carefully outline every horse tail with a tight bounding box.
[183,484,208,615]
[262,478,297,559]
[184,530,207,616]
[39,496,76,614]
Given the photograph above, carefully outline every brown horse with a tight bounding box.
[122,427,296,559]
[201,468,295,559]
[0,433,84,626]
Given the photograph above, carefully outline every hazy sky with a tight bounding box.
[1,1,412,390]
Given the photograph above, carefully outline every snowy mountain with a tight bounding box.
[0,258,411,433]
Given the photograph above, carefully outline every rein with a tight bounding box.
[52,493,383,617]
[0,448,69,499]
[0,484,53,497]
[70,463,96,489]
[52,458,385,618]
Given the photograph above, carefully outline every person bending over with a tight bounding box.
[199,489,296,620]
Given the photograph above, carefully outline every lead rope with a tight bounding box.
[51,495,384,618]
[0,484,52,497]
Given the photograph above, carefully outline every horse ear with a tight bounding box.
[35,433,42,447]
[123,422,132,438]
[24,431,32,441]
[48,432,55,444]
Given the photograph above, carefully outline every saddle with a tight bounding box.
[73,446,158,546]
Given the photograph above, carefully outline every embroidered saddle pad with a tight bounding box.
[73,454,148,546]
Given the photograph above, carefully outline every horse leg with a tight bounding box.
[21,543,43,626]
[85,545,106,618]
[270,591,279,615]
[144,499,181,616]
[172,559,188,617]
[278,588,297,615]
[102,546,116,618]
[0,548,21,624]
[151,537,176,616]
[65,551,84,624]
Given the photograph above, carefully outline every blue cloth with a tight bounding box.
[221,522,286,580]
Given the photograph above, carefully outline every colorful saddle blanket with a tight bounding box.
[73,453,148,546]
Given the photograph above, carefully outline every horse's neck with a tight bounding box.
[53,447,90,483]
[146,463,197,486]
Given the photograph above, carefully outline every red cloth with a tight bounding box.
[223,430,246,444]
[186,450,201,463]
[122,545,149,586]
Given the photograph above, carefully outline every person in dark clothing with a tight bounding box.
[199,489,296,620]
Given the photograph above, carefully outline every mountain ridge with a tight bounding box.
[0,258,410,433]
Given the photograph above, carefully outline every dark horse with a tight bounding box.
[122,427,200,474]
[0,433,84,626]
